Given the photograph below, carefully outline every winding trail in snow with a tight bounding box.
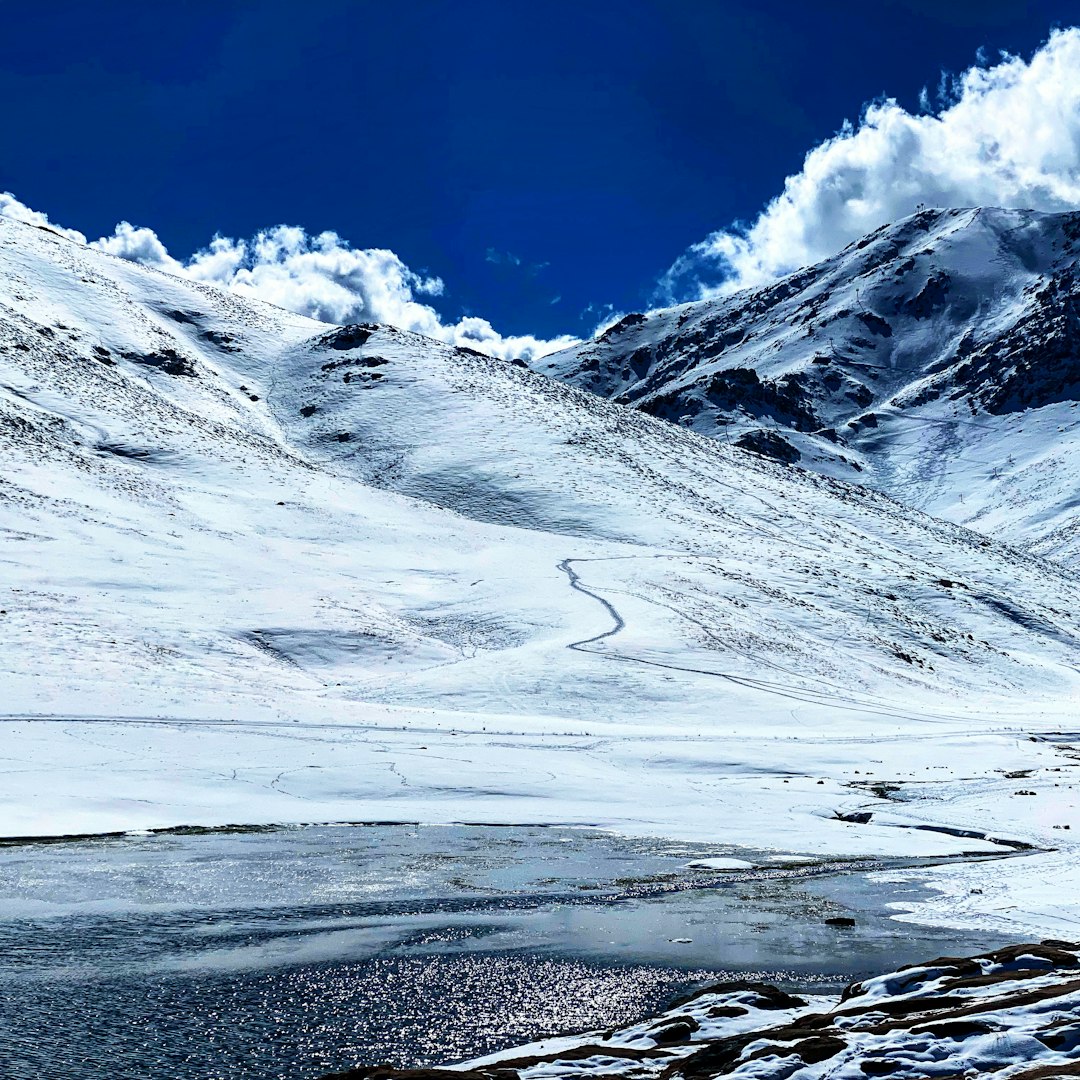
[554,554,1031,728]
[554,555,1054,857]
[556,557,626,651]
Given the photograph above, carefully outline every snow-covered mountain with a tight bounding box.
[3,215,1080,937]
[542,208,1080,561]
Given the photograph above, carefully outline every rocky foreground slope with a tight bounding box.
[542,208,1080,561]
[322,941,1080,1080]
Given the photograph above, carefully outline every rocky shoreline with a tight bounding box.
[321,941,1080,1080]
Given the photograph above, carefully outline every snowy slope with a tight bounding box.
[543,208,1080,561]
[3,217,1080,934]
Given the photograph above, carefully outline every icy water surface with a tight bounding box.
[0,824,1020,1080]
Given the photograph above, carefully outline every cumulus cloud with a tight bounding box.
[0,192,87,243]
[662,27,1080,300]
[94,221,575,360]
[2,194,576,361]
[94,221,184,271]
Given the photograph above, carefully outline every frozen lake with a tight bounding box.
[0,824,1021,1080]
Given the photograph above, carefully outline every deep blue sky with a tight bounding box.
[0,1,1072,336]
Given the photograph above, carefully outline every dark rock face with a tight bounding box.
[322,355,390,373]
[955,266,1080,414]
[121,347,197,377]
[649,1017,700,1045]
[598,312,649,341]
[640,367,820,432]
[164,308,203,325]
[901,270,951,319]
[734,428,801,464]
[704,369,818,431]
[320,324,378,351]
[856,311,892,338]
[200,328,240,351]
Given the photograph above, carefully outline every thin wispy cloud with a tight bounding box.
[660,27,1080,301]
[485,247,523,266]
[486,247,550,278]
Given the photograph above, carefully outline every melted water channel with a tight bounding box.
[0,824,1018,1080]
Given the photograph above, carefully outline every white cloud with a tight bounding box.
[2,193,575,361]
[0,192,87,243]
[662,27,1080,300]
[100,221,575,360]
[94,221,185,272]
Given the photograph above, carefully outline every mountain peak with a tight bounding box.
[542,206,1080,561]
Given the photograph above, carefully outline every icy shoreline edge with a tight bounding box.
[319,942,1080,1080]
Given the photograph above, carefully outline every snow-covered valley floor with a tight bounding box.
[2,206,1080,1075]
[2,215,1080,949]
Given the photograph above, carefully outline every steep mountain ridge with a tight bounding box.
[542,207,1080,560]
